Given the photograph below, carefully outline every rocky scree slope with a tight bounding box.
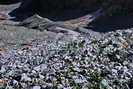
[0,28,133,89]
[0,0,133,89]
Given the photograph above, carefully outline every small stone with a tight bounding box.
[73,67,81,72]
[0,66,6,73]
[101,79,108,87]
[74,79,84,83]
[128,63,133,69]
[39,74,44,79]
[123,61,128,65]
[41,85,47,88]
[124,30,132,33]
[46,83,53,89]
[116,55,120,59]
[10,80,18,86]
[18,50,23,55]
[112,69,117,74]
[58,84,64,89]
[34,66,40,72]
[21,73,31,82]
[32,86,41,89]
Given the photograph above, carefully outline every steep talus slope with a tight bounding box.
[0,1,133,89]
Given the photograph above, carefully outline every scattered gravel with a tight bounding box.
[0,27,133,89]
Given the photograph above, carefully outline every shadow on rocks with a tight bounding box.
[0,0,20,5]
[9,0,96,21]
[87,15,133,32]
[37,8,94,21]
[9,9,35,21]
[9,0,37,21]
[9,0,133,33]
[9,7,94,22]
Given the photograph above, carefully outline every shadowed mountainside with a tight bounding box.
[9,0,99,21]
[1,0,133,33]
[87,15,133,32]
[0,0,20,4]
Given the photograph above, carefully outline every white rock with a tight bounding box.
[39,74,45,79]
[101,79,112,89]
[12,80,18,86]
[32,86,41,89]
[0,66,6,73]
[40,64,48,72]
[112,69,117,74]
[74,79,83,83]
[21,73,31,82]
[128,63,133,69]
[34,66,40,72]
[101,79,108,86]
[123,61,128,65]
[73,67,80,72]
[58,84,64,89]
[18,50,23,55]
